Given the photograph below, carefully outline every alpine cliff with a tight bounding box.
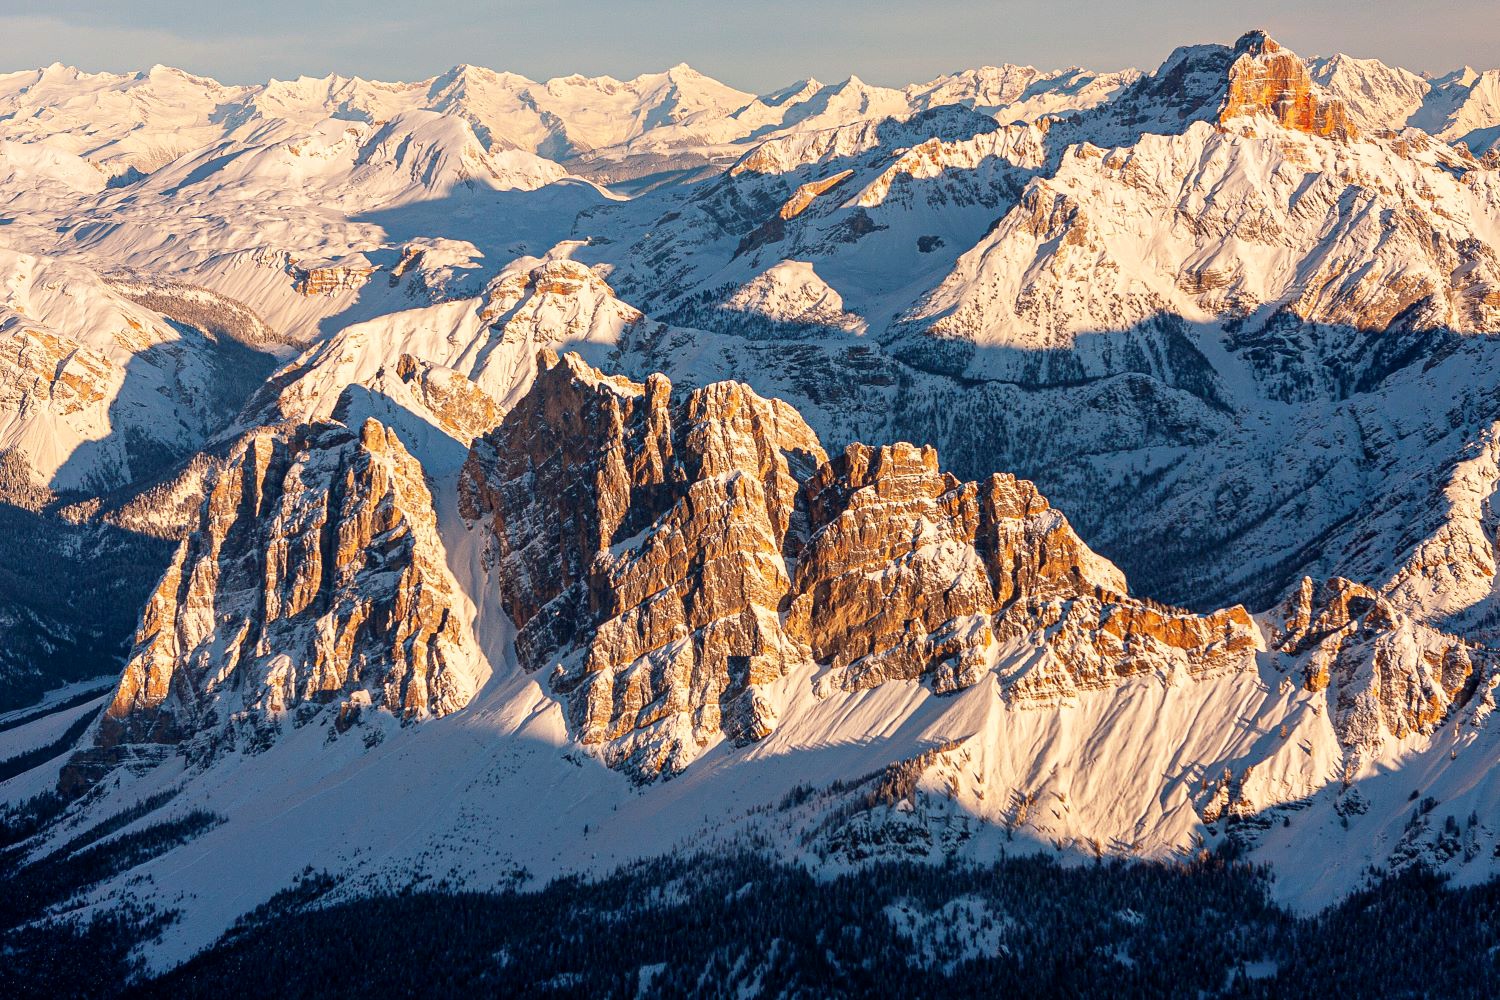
[1,27,1499,991]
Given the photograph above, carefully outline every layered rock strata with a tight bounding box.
[1220,32,1357,139]
[97,418,484,750]
[787,441,1258,700]
[293,257,376,296]
[461,352,825,776]
[1270,577,1494,758]
[462,353,1264,777]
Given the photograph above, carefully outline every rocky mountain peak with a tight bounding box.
[479,258,634,318]
[1271,577,1495,757]
[79,418,485,773]
[461,351,824,777]
[461,354,1265,778]
[1231,29,1281,59]
[1220,31,1358,138]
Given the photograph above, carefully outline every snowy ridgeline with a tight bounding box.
[0,28,1498,986]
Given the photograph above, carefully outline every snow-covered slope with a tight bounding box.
[1310,56,1500,153]
[10,354,1495,972]
[2,26,1500,979]
[0,61,751,174]
[0,64,248,178]
[0,248,275,491]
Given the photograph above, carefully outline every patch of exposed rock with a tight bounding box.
[91,418,484,755]
[790,441,1258,701]
[388,353,502,443]
[461,351,824,777]
[0,327,113,418]
[462,353,1264,778]
[1220,32,1357,140]
[293,256,376,296]
[1270,577,1494,758]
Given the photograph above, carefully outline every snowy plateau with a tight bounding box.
[1,27,1499,998]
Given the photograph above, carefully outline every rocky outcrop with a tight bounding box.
[388,354,502,443]
[95,418,485,752]
[789,441,1258,699]
[463,353,1262,777]
[779,170,855,221]
[1219,32,1357,139]
[477,259,638,324]
[472,258,648,400]
[1270,577,1493,756]
[0,326,113,417]
[293,256,376,296]
[461,351,824,777]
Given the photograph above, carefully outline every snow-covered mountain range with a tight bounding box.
[2,29,1499,981]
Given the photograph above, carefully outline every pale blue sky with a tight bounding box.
[0,1,1494,89]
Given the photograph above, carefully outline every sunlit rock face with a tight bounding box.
[1270,577,1493,757]
[0,327,113,418]
[789,440,1258,701]
[293,256,376,296]
[463,353,1263,778]
[461,351,825,777]
[96,418,484,752]
[1220,32,1358,139]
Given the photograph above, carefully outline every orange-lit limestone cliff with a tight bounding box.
[1220,31,1358,139]
[93,419,486,758]
[462,353,1272,779]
